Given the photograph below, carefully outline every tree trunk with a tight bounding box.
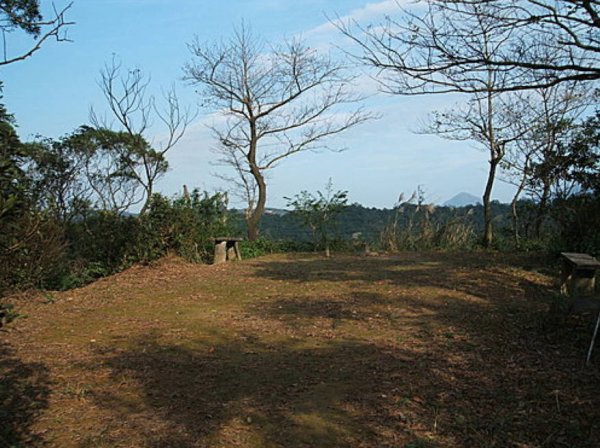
[482,157,499,248]
[534,182,551,239]
[481,73,502,250]
[246,165,266,241]
[511,174,528,248]
[511,192,521,248]
[140,181,153,215]
[245,119,267,242]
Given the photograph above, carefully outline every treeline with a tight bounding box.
[2,93,598,297]
[241,196,599,254]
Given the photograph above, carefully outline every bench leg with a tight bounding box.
[560,260,572,295]
[214,241,227,264]
[227,243,237,261]
[572,271,596,297]
[586,311,600,365]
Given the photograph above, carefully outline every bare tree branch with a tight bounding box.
[92,57,196,213]
[337,0,600,94]
[0,2,74,66]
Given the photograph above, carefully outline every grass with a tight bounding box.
[1,251,599,447]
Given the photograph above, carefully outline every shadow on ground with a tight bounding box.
[0,341,51,447]
[77,252,600,447]
[92,335,446,447]
[251,252,552,303]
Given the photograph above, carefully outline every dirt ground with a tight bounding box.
[1,252,599,448]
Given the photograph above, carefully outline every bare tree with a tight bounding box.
[406,2,534,247]
[501,82,593,242]
[0,1,74,66]
[91,58,194,213]
[422,90,531,246]
[337,0,599,93]
[184,25,374,240]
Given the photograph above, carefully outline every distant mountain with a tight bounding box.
[264,208,289,216]
[230,208,289,216]
[443,192,481,207]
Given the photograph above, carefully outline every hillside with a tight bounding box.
[230,202,515,243]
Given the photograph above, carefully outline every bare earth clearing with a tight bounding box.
[1,252,599,447]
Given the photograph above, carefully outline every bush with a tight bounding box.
[239,237,281,259]
[239,237,315,259]
[0,189,233,296]
[138,190,231,263]
[380,204,476,252]
[0,212,66,294]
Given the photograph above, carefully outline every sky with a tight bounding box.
[2,0,518,209]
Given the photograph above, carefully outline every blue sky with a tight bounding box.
[2,0,516,209]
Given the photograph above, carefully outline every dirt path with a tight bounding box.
[1,252,599,447]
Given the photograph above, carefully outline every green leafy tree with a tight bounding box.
[286,180,348,257]
[547,110,600,253]
[0,99,25,224]
[27,126,153,216]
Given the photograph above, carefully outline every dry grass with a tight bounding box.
[1,252,599,447]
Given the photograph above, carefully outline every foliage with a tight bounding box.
[138,190,230,264]
[0,188,230,295]
[0,100,59,294]
[237,237,314,259]
[26,126,156,217]
[286,180,349,256]
[0,303,21,327]
[58,210,139,286]
[239,237,279,259]
[1,0,43,36]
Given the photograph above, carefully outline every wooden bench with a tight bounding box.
[212,237,243,264]
[560,252,600,298]
[559,253,600,365]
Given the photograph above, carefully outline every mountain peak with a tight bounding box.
[443,192,481,207]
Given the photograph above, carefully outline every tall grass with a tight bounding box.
[380,190,476,251]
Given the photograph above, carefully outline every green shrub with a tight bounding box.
[138,190,231,263]
[239,237,279,259]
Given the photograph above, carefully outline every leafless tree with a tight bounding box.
[337,0,599,93]
[409,2,535,247]
[91,58,194,213]
[501,83,594,241]
[0,1,74,66]
[421,90,532,247]
[184,25,374,240]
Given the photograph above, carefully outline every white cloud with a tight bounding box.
[305,0,410,37]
